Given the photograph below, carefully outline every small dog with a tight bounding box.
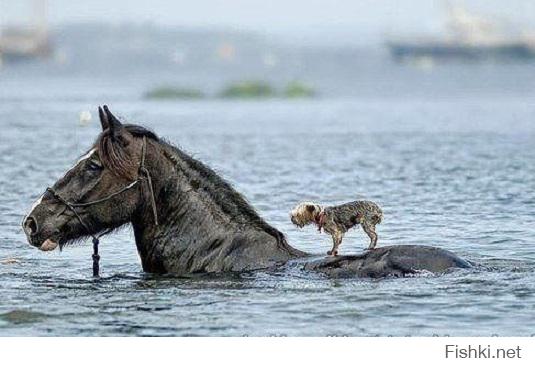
[290,200,383,256]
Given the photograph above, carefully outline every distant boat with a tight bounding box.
[386,5,535,62]
[387,41,535,62]
[0,27,51,62]
[0,0,52,63]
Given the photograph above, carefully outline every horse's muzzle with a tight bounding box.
[23,215,60,251]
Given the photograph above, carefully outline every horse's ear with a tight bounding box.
[103,105,123,140]
[98,106,109,131]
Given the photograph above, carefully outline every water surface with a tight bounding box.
[1,61,535,336]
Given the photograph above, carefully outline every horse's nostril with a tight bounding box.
[24,216,39,236]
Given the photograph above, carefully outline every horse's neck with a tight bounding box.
[130,141,304,273]
[130,143,228,248]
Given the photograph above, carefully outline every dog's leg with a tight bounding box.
[327,234,337,256]
[361,221,378,250]
[327,232,343,256]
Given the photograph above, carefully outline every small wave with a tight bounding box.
[404,269,436,278]
[0,310,47,325]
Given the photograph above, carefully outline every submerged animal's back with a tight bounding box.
[304,245,471,278]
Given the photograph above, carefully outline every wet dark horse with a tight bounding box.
[22,106,470,277]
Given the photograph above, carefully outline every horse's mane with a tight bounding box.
[161,140,287,243]
[96,124,287,244]
[96,124,158,179]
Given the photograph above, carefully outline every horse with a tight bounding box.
[22,106,470,277]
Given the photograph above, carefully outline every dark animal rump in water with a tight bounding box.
[324,200,383,231]
[304,245,471,278]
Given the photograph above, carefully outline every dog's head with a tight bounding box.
[289,202,322,228]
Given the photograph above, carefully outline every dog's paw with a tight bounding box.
[327,250,338,256]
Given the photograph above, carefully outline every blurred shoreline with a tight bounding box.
[1,22,534,102]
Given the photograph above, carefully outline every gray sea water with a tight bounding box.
[1,55,535,336]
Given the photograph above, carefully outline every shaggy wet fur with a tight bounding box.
[290,200,383,255]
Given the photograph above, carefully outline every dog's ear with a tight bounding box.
[306,204,316,213]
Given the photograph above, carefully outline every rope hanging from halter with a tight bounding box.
[140,136,159,226]
[46,136,158,277]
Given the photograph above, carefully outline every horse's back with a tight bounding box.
[303,245,471,278]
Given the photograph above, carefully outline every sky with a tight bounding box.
[2,0,535,45]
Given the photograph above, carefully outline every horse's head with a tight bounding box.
[22,106,153,251]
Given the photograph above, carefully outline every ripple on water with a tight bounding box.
[0,310,48,325]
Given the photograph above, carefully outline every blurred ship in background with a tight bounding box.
[0,0,52,64]
[386,3,535,62]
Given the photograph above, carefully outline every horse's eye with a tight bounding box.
[88,160,102,171]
